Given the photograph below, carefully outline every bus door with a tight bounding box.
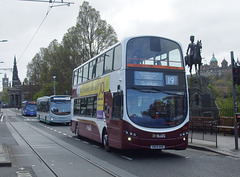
[104,91,123,149]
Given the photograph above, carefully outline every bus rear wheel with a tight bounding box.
[102,130,111,152]
[75,123,80,138]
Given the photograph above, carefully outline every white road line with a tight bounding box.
[0,115,4,122]
[82,141,89,144]
[121,156,133,161]
[92,145,100,149]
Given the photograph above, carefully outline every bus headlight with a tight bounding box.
[128,137,132,141]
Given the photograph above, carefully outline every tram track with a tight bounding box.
[6,113,120,177]
[7,118,59,177]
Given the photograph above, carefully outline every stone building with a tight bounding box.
[201,53,231,77]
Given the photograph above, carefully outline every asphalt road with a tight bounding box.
[1,108,240,177]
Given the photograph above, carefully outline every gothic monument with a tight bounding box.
[7,56,22,108]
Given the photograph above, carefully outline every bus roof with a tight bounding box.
[73,35,182,72]
[22,101,37,104]
[37,95,71,101]
[73,41,121,72]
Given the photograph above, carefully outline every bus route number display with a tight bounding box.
[165,75,178,86]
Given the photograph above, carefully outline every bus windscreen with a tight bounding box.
[127,37,183,68]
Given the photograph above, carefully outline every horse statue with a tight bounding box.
[185,36,202,77]
[193,40,202,75]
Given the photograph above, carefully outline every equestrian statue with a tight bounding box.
[185,35,202,76]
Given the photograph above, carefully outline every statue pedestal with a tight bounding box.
[188,75,219,117]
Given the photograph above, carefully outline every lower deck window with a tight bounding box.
[74,96,97,117]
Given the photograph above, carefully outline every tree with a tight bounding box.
[0,88,9,104]
[26,52,43,86]
[26,1,118,99]
[76,1,118,61]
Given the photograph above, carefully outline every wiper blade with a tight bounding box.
[131,87,157,93]
[162,91,184,96]
[151,87,161,92]
[131,87,184,95]
[151,87,184,95]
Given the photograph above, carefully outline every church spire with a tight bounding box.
[12,55,21,87]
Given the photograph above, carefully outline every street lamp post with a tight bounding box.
[53,76,56,95]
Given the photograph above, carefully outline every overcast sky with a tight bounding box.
[0,0,240,89]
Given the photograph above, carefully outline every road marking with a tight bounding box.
[121,156,133,161]
[24,119,38,122]
[83,141,89,144]
[92,145,100,149]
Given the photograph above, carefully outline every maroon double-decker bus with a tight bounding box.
[70,36,189,151]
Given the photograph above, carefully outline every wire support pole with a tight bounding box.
[231,51,238,150]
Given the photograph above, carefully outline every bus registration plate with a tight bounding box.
[150,145,165,150]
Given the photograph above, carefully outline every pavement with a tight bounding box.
[0,143,11,167]
[1,111,240,169]
[188,133,240,158]
[0,113,12,168]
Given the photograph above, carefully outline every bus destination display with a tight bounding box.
[134,71,179,86]
[134,71,164,86]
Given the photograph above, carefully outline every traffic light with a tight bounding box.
[233,65,240,85]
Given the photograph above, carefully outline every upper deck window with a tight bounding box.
[113,45,122,70]
[96,55,104,77]
[127,37,183,68]
[104,49,113,74]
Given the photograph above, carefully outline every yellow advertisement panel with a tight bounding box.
[78,76,110,119]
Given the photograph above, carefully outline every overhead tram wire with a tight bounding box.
[17,2,55,63]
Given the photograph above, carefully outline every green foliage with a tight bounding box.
[208,83,219,97]
[207,72,240,116]
[26,1,118,98]
[33,82,56,100]
[0,88,9,104]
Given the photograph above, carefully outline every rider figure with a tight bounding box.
[186,35,196,63]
